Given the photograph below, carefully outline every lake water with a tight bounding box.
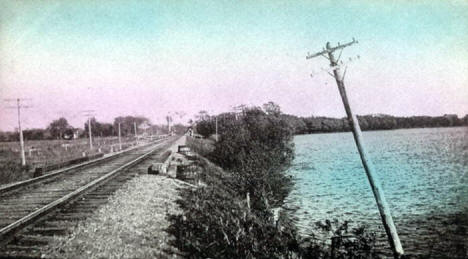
[287,127,468,257]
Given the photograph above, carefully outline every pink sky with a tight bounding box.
[1,1,467,131]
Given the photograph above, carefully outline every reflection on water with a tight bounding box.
[287,127,468,256]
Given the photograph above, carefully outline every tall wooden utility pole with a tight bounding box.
[82,110,95,150]
[215,116,218,142]
[210,110,219,142]
[4,98,31,166]
[306,39,404,258]
[166,114,173,135]
[88,117,93,149]
[134,121,138,144]
[16,99,26,166]
[118,122,122,150]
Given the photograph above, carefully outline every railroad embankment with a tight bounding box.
[45,175,183,258]
[43,137,187,258]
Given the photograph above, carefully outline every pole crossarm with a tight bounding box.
[306,38,358,60]
[3,98,32,102]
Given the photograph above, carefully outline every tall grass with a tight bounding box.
[0,162,30,185]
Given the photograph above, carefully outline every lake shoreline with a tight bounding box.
[293,125,468,136]
[288,127,468,257]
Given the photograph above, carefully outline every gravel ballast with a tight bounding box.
[45,175,183,258]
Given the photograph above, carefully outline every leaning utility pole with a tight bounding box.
[4,98,31,166]
[306,39,404,258]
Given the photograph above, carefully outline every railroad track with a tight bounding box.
[0,136,179,258]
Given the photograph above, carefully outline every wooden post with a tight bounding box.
[324,41,404,258]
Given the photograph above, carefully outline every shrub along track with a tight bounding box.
[0,136,179,258]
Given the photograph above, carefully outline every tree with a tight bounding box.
[47,117,70,139]
[210,107,295,209]
[262,101,282,116]
[172,123,188,135]
[23,129,45,140]
[279,114,307,134]
[195,120,215,138]
[113,116,150,137]
[172,105,308,258]
[85,118,115,137]
[196,110,209,121]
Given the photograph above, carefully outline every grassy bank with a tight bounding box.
[185,137,215,157]
[169,107,381,258]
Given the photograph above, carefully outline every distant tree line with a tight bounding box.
[289,114,468,134]
[194,102,468,138]
[0,115,171,142]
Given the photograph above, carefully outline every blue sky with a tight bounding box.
[0,0,467,130]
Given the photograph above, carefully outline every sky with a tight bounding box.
[0,0,467,131]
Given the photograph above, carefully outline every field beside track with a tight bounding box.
[0,135,166,185]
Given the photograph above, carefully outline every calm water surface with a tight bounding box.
[287,127,468,256]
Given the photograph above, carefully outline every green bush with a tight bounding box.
[169,106,381,258]
[195,120,216,138]
[300,220,380,259]
[209,108,295,211]
[167,156,381,258]
[168,156,301,258]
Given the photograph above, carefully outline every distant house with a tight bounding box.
[63,128,83,140]
[73,129,82,139]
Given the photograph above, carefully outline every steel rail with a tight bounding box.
[0,139,169,240]
[0,138,169,195]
